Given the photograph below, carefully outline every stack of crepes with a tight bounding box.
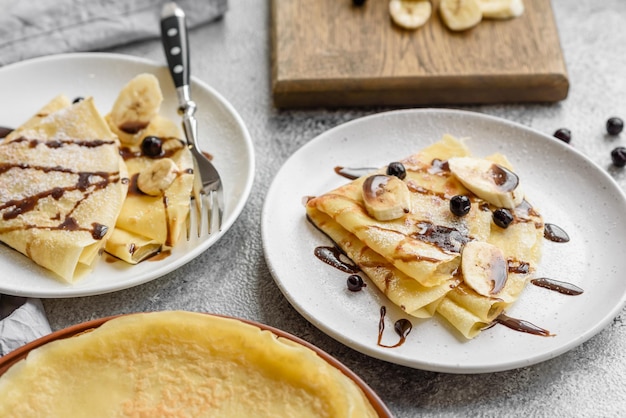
[0,311,380,417]
[306,135,544,339]
[0,74,193,283]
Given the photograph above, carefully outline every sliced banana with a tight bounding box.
[448,156,524,209]
[477,0,524,19]
[108,73,163,144]
[362,174,411,221]
[461,241,508,297]
[440,0,482,31]
[389,0,432,30]
[137,158,178,196]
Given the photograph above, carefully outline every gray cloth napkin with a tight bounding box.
[0,0,228,66]
[0,0,227,356]
[0,296,51,356]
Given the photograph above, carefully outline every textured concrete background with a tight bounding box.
[43,1,626,416]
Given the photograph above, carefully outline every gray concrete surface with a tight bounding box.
[43,1,626,416]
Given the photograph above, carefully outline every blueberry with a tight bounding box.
[386,162,406,180]
[352,0,367,5]
[347,275,365,292]
[141,136,164,158]
[553,128,571,143]
[72,97,84,104]
[493,208,514,229]
[450,195,471,217]
[611,147,626,167]
[607,117,624,136]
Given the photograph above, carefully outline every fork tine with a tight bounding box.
[215,186,224,231]
[191,157,203,238]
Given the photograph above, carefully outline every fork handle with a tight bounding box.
[161,2,190,89]
[161,2,199,151]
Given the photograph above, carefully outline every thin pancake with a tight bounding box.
[0,311,378,418]
[0,97,128,282]
[307,135,544,339]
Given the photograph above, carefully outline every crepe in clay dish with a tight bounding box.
[0,311,379,418]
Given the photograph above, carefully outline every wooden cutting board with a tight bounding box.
[271,0,568,108]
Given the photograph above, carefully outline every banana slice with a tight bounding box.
[477,0,524,19]
[137,158,178,196]
[389,0,432,30]
[362,175,411,221]
[448,156,524,209]
[108,73,163,145]
[461,241,508,297]
[440,0,482,31]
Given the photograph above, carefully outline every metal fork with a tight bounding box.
[160,2,224,237]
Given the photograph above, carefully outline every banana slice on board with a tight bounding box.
[477,0,524,19]
[389,0,432,30]
[362,174,411,221]
[439,0,482,31]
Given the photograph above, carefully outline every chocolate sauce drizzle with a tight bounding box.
[8,137,115,149]
[0,126,13,138]
[494,314,553,337]
[313,246,360,274]
[544,223,570,243]
[334,166,377,180]
[0,137,123,240]
[531,278,583,296]
[377,306,413,348]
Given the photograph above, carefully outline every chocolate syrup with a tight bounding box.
[0,126,13,138]
[494,313,553,336]
[507,260,530,274]
[119,120,149,134]
[544,223,570,243]
[334,166,377,180]
[313,246,360,274]
[377,306,413,348]
[0,137,122,240]
[412,221,469,254]
[489,164,519,192]
[428,159,450,174]
[531,278,583,295]
[10,137,115,149]
[126,173,146,196]
[119,138,185,161]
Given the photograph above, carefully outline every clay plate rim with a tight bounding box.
[0,312,392,418]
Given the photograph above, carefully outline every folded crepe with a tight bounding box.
[0,96,128,282]
[0,311,379,418]
[306,135,544,338]
[103,74,194,264]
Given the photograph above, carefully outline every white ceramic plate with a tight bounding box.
[0,53,254,298]
[262,109,626,373]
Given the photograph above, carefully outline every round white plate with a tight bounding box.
[262,109,626,373]
[0,53,254,297]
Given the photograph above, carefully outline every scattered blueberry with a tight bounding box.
[493,208,514,229]
[347,274,365,291]
[607,117,624,136]
[141,136,164,158]
[611,147,626,167]
[553,128,571,143]
[450,195,471,217]
[72,97,84,104]
[386,162,407,180]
